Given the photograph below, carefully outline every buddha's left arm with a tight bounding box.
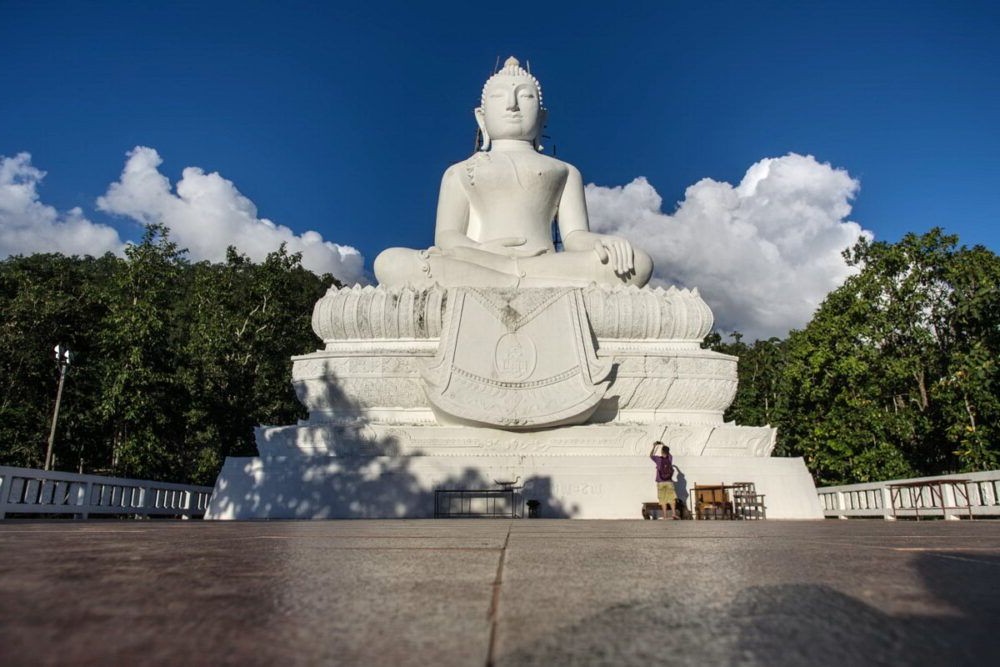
[559,164,635,274]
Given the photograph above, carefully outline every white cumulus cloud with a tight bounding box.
[97,146,365,284]
[586,153,872,340]
[0,152,124,258]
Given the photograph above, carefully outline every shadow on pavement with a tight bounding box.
[495,552,1000,666]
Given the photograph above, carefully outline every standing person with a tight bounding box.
[649,442,678,520]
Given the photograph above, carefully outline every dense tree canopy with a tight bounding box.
[0,225,336,484]
[709,229,1000,485]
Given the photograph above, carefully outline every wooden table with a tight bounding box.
[434,488,522,518]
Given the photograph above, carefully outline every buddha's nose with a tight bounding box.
[506,94,519,111]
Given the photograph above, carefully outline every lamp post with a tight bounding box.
[44,344,71,471]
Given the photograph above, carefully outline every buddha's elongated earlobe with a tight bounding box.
[474,107,491,151]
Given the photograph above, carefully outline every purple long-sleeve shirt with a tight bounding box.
[650,454,673,483]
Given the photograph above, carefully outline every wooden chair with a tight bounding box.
[694,484,733,520]
[731,482,766,520]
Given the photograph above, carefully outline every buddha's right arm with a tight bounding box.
[434,166,477,250]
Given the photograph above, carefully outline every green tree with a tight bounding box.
[0,252,119,470]
[97,225,188,479]
[703,332,787,427]
[1,226,337,484]
[178,245,335,483]
[776,229,1000,483]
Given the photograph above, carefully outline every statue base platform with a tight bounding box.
[205,453,821,520]
[205,285,821,520]
[205,423,822,520]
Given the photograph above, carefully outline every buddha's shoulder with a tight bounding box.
[531,153,574,173]
[516,153,577,178]
[447,152,572,169]
[442,152,574,187]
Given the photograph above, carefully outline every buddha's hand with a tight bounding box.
[593,237,635,275]
[477,237,546,258]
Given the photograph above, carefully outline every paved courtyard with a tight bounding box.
[1,519,999,666]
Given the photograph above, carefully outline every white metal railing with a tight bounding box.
[818,470,1000,520]
[0,466,214,520]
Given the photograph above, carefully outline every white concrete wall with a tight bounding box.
[205,454,822,520]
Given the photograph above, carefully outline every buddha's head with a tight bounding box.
[475,56,547,151]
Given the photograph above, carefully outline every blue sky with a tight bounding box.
[2,1,998,337]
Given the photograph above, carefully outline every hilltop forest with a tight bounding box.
[2,226,998,486]
[0,225,336,485]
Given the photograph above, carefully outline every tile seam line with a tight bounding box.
[240,546,503,551]
[486,521,513,667]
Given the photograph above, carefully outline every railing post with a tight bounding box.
[941,482,958,520]
[882,485,895,521]
[836,491,847,520]
[74,482,89,519]
[0,469,8,520]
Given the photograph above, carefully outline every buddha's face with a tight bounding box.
[479,76,543,142]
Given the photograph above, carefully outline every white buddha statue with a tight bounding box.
[374,57,653,289]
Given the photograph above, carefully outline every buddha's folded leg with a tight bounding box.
[375,245,652,289]
[517,248,653,288]
[374,247,522,288]
[444,246,521,274]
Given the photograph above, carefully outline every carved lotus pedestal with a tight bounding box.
[205,285,822,519]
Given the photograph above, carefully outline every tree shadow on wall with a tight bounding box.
[206,358,575,519]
